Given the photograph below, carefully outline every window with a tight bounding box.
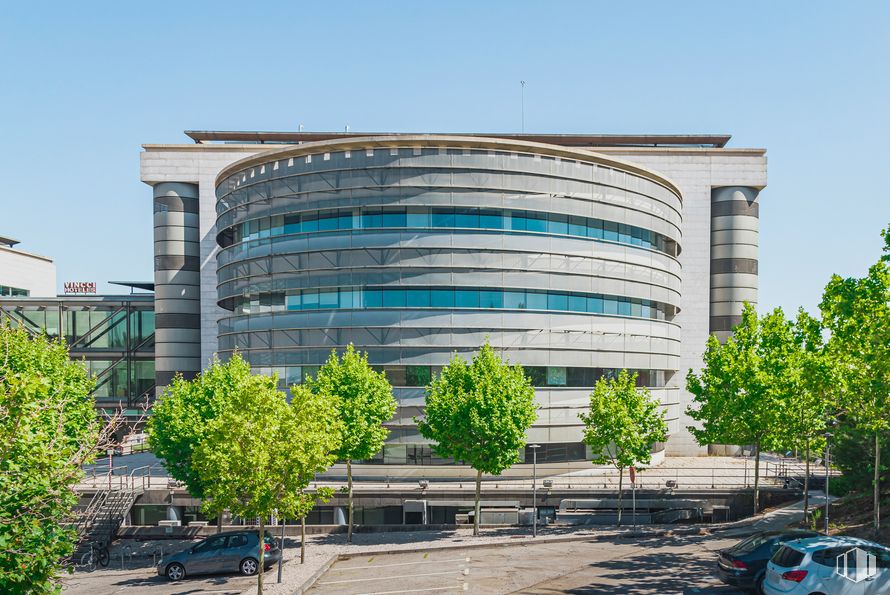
[546,367,567,386]
[194,535,227,553]
[455,290,479,308]
[227,534,249,548]
[771,545,805,568]
[406,289,430,307]
[405,366,431,386]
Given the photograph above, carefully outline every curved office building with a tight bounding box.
[212,136,683,464]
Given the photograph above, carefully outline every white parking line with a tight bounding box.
[358,586,464,595]
[334,557,470,571]
[319,569,465,585]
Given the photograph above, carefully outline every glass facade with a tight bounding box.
[254,364,667,389]
[223,206,676,256]
[214,139,684,464]
[234,287,672,320]
[0,296,155,415]
[0,284,29,297]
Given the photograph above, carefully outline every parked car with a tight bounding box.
[763,535,890,595]
[158,530,281,581]
[717,529,820,593]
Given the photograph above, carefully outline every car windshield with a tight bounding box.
[772,545,805,568]
[731,534,772,554]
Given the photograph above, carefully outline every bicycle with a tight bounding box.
[79,541,110,572]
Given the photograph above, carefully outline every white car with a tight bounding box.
[763,535,890,595]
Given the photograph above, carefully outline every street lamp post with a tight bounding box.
[823,432,833,535]
[529,444,540,537]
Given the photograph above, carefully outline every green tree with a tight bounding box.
[0,325,106,593]
[579,370,667,526]
[417,342,537,536]
[820,228,890,535]
[686,304,798,514]
[308,344,396,543]
[781,310,835,518]
[147,354,253,527]
[193,377,341,595]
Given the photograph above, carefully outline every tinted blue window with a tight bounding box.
[568,216,586,237]
[319,290,338,308]
[430,289,454,307]
[302,215,319,233]
[480,291,503,308]
[406,289,430,307]
[588,296,603,313]
[383,289,406,307]
[317,213,339,231]
[618,299,632,316]
[526,215,547,233]
[363,289,383,308]
[588,220,604,240]
[603,298,618,315]
[302,290,319,309]
[339,290,355,308]
[382,210,407,227]
[548,294,568,311]
[631,300,643,317]
[504,291,526,309]
[479,210,503,229]
[338,212,354,229]
[363,212,383,228]
[548,215,568,235]
[527,292,548,310]
[286,294,301,310]
[508,212,527,231]
[455,290,480,308]
[568,295,587,312]
[454,209,478,228]
[431,209,455,227]
[407,211,430,227]
[603,221,618,241]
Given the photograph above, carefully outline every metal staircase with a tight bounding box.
[71,487,141,562]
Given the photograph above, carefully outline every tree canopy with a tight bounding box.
[579,369,667,525]
[417,342,537,535]
[686,303,799,512]
[307,344,395,542]
[0,325,102,593]
[147,354,253,502]
[193,377,341,594]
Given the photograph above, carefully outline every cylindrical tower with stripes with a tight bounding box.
[709,186,759,342]
[213,136,684,467]
[152,182,202,393]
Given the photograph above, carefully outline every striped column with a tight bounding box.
[710,186,759,342]
[153,182,201,395]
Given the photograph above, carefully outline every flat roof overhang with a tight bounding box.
[185,130,732,148]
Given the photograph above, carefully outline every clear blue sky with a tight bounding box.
[1,1,887,315]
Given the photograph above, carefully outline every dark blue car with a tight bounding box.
[717,530,820,593]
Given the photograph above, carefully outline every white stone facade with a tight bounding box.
[0,243,57,297]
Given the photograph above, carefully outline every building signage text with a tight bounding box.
[64,281,97,294]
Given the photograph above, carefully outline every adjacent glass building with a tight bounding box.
[0,293,155,419]
[142,131,767,460]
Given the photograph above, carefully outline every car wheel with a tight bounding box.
[754,573,765,594]
[166,562,186,581]
[240,557,259,576]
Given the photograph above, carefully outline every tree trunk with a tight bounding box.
[347,459,354,544]
[257,517,265,595]
[875,432,881,535]
[217,512,223,534]
[753,441,761,515]
[803,440,810,521]
[473,469,482,537]
[617,467,623,527]
[277,516,285,584]
[301,516,306,564]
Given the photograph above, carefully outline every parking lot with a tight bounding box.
[62,565,258,595]
[308,532,750,594]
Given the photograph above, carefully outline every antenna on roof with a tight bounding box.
[345,124,350,133]
[520,81,526,133]
[299,123,304,132]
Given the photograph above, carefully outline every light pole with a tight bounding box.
[529,444,540,537]
[823,432,833,535]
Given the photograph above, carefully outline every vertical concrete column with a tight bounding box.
[710,186,760,342]
[153,182,202,395]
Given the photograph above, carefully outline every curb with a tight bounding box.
[290,554,338,595]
